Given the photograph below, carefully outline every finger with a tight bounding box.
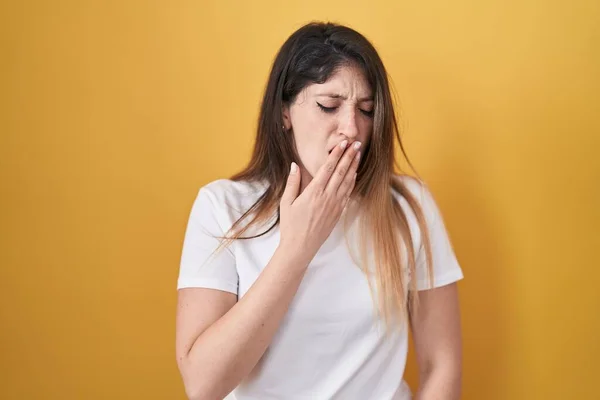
[343,173,358,208]
[348,172,357,197]
[326,141,361,194]
[281,162,301,208]
[336,151,360,197]
[309,139,348,192]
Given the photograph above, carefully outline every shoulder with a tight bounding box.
[391,174,428,205]
[195,178,269,220]
[200,178,267,202]
[391,174,439,222]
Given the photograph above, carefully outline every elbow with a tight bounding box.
[181,378,205,400]
[419,351,462,378]
[183,386,202,400]
[421,360,462,384]
[181,373,218,400]
[184,386,213,400]
[177,356,218,400]
[417,359,462,400]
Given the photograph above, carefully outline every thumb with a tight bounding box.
[281,162,301,208]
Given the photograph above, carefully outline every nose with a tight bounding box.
[339,108,359,140]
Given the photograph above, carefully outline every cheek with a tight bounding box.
[359,118,374,142]
[290,110,331,173]
[295,134,326,175]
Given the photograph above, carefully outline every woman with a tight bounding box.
[176,22,463,400]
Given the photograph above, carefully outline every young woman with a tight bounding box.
[176,22,464,400]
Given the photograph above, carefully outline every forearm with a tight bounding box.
[180,245,312,400]
[414,364,462,400]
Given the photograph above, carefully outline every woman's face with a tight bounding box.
[283,64,374,185]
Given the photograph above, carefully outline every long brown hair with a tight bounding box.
[221,22,434,329]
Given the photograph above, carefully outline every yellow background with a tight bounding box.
[2,1,599,399]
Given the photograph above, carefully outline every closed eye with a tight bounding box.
[317,102,374,118]
[317,102,336,113]
[360,109,374,118]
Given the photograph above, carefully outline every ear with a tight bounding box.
[282,103,291,131]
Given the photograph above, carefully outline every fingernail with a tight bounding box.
[353,141,362,150]
[290,162,298,174]
[340,140,348,149]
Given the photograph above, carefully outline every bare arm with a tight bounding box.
[176,246,312,400]
[176,139,361,400]
[410,283,463,400]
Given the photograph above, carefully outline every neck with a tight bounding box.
[298,167,313,194]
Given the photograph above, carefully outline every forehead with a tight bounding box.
[306,65,372,98]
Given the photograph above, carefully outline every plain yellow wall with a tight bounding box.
[1,1,598,399]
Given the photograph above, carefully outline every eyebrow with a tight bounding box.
[315,93,374,102]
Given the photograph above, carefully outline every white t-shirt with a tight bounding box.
[177,176,464,400]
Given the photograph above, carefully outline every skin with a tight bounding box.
[176,64,462,400]
[411,283,463,400]
[282,64,374,193]
[176,138,360,400]
[283,64,462,399]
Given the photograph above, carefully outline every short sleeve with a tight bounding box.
[177,187,239,295]
[413,183,464,291]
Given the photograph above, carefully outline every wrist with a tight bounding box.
[275,242,314,268]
